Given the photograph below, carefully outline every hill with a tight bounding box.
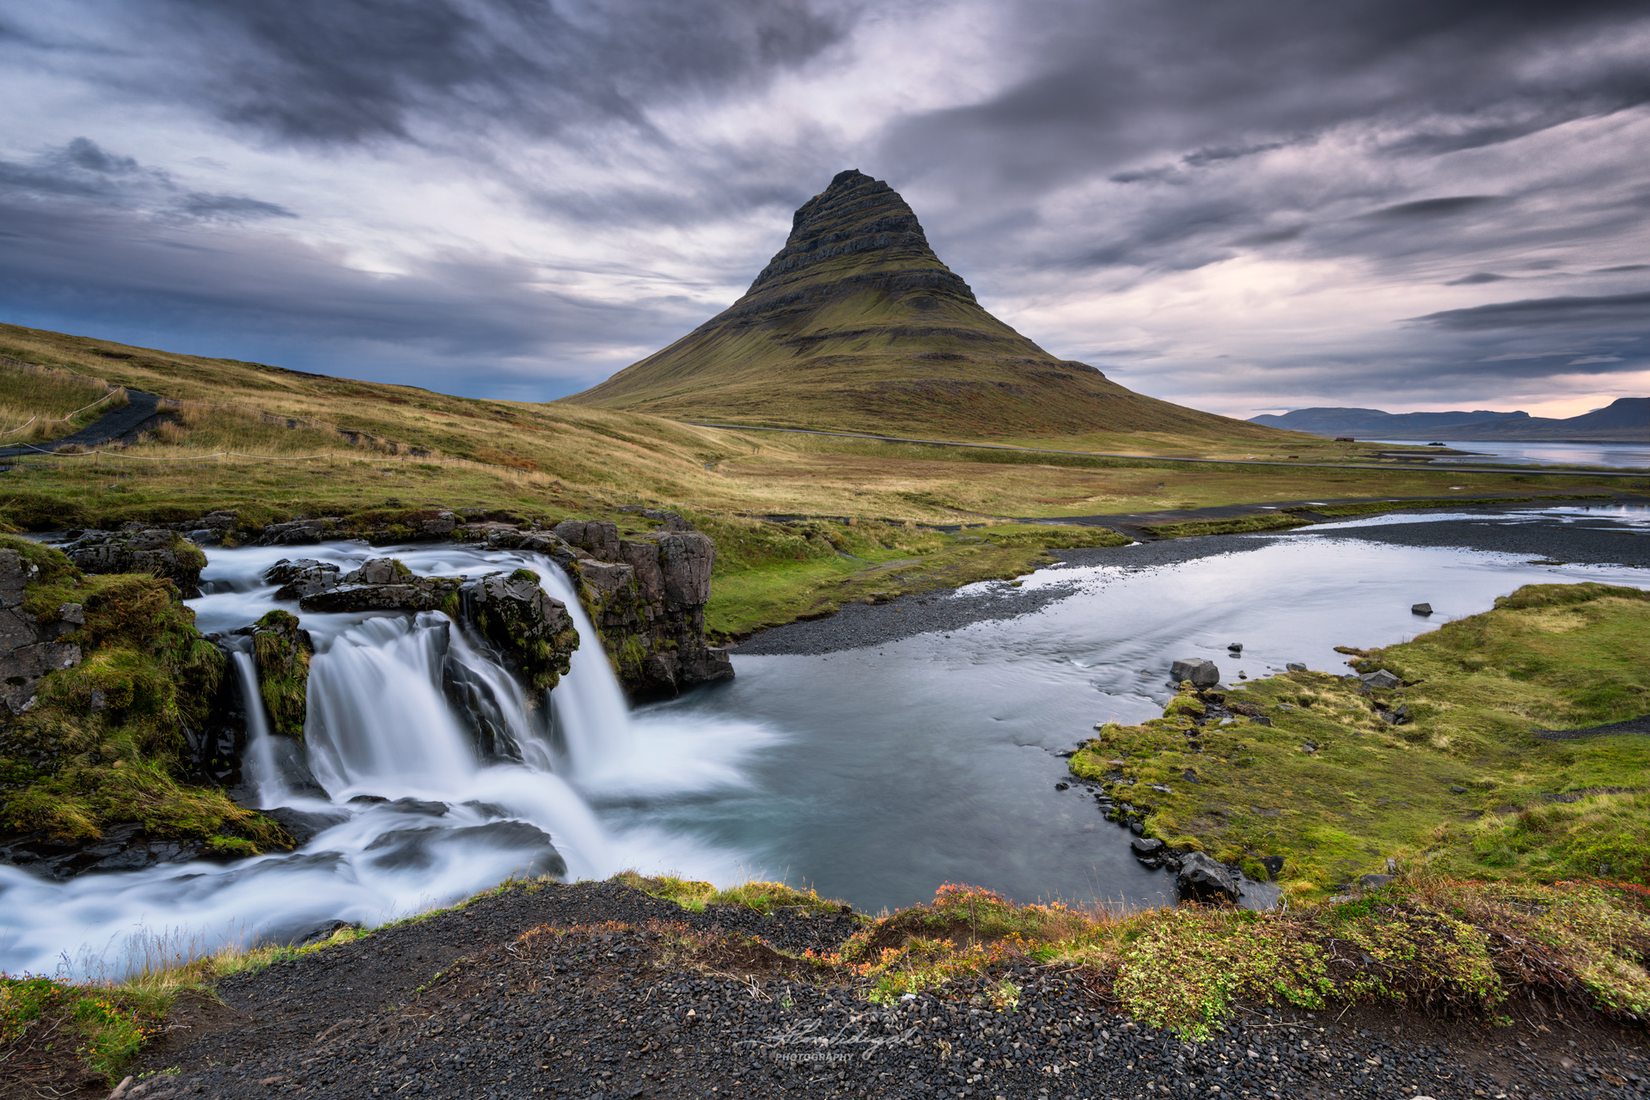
[567,170,1280,443]
[1252,398,1648,442]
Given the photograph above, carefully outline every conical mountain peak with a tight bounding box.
[747,170,973,302]
[567,171,1272,442]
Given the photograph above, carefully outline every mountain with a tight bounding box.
[567,170,1275,441]
[1251,398,1648,442]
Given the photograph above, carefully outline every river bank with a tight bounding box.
[738,502,1650,656]
[6,875,1647,1099]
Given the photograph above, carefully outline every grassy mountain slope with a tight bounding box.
[568,170,1284,444]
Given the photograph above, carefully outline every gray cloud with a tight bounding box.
[105,0,852,148]
[0,137,296,224]
[0,0,1646,414]
[1411,292,1650,331]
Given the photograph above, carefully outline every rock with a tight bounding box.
[1360,668,1400,690]
[1168,658,1219,688]
[1129,837,1165,859]
[1260,855,1285,879]
[1286,662,1307,672]
[264,558,342,600]
[575,524,731,700]
[0,547,83,715]
[552,519,621,562]
[1449,784,1468,794]
[458,569,580,694]
[259,518,338,545]
[1411,602,1433,616]
[250,610,312,740]
[1227,642,1242,653]
[1357,873,1395,892]
[1176,851,1241,904]
[59,527,207,597]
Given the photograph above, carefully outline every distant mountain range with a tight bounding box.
[1250,398,1648,442]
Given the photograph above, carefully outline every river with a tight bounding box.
[0,505,1645,977]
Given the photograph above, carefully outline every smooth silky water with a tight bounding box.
[1,507,1645,976]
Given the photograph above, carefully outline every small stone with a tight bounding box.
[1286,662,1307,672]
[1412,602,1434,616]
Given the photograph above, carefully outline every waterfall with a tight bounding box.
[230,647,289,807]
[534,566,637,780]
[304,613,480,800]
[0,543,768,979]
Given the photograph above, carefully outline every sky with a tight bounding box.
[1,1,1647,419]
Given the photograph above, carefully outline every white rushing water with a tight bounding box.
[0,543,776,978]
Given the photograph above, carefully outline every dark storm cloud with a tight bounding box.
[887,1,1650,290]
[1363,196,1502,220]
[105,0,852,147]
[0,138,296,223]
[1411,292,1650,332]
[0,193,698,395]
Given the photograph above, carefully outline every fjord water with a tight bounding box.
[0,508,1645,976]
[1374,439,1650,469]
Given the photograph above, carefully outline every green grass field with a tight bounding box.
[1072,583,1650,896]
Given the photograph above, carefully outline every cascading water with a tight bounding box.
[0,543,776,978]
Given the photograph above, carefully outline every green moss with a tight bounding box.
[251,609,311,740]
[613,871,848,916]
[0,543,285,853]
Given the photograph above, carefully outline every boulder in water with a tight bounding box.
[265,558,342,600]
[1176,851,1241,904]
[250,609,312,740]
[1169,658,1219,688]
[459,569,580,694]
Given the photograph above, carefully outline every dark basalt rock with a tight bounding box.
[1169,657,1219,688]
[265,558,342,600]
[0,547,82,715]
[0,824,208,879]
[459,569,579,694]
[59,527,207,597]
[1175,851,1241,904]
[571,525,732,701]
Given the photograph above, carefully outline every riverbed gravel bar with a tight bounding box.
[739,508,1648,656]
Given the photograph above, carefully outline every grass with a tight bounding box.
[0,322,1641,645]
[614,871,851,916]
[1070,582,1650,896]
[0,356,127,443]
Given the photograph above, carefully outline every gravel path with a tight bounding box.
[0,388,164,461]
[111,880,1650,1099]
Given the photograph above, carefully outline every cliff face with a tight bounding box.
[567,169,1278,442]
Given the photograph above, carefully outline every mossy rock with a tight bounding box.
[252,609,312,740]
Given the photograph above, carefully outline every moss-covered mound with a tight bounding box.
[251,609,311,740]
[1071,581,1650,896]
[0,535,285,854]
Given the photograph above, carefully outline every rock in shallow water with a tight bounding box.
[1169,657,1219,688]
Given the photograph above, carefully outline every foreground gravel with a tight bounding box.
[116,880,1650,1100]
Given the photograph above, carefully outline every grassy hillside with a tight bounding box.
[568,170,1287,444]
[1,322,1639,638]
